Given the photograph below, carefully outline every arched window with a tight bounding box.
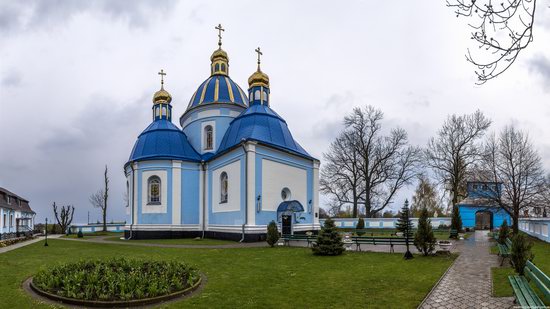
[215,63,220,71]
[263,90,268,102]
[220,172,228,203]
[148,176,161,204]
[255,90,261,100]
[221,63,226,72]
[204,125,213,150]
[155,107,160,117]
[162,106,167,117]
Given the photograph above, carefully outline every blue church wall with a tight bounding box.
[181,163,201,225]
[182,111,238,153]
[466,182,502,199]
[458,205,511,229]
[207,148,246,226]
[253,145,315,226]
[136,161,173,225]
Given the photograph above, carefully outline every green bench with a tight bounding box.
[449,229,458,239]
[281,234,317,247]
[351,236,411,253]
[497,238,512,266]
[508,260,550,308]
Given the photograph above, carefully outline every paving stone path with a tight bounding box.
[419,230,515,309]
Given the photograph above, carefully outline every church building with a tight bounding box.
[124,26,320,241]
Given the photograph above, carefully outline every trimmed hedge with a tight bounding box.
[32,258,200,301]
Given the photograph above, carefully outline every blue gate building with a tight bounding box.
[457,181,511,230]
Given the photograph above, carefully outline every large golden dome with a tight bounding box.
[248,67,269,88]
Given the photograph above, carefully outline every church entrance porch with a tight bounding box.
[475,211,493,230]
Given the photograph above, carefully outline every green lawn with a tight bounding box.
[0,239,455,308]
[490,235,550,303]
[104,236,236,246]
[62,231,122,238]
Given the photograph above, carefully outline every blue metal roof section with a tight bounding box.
[128,120,201,163]
[217,104,313,160]
[187,74,248,110]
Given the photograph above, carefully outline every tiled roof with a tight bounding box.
[0,187,34,213]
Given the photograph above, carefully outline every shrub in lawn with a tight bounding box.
[450,205,462,236]
[414,207,436,256]
[510,233,534,275]
[356,218,365,236]
[32,257,200,301]
[266,221,279,247]
[396,199,414,259]
[497,220,510,244]
[312,218,344,256]
[77,230,84,238]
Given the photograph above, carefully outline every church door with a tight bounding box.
[282,215,292,235]
[475,211,493,230]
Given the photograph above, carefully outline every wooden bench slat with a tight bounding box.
[519,276,545,307]
[509,276,530,308]
[525,263,550,303]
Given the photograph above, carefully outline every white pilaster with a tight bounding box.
[132,162,138,224]
[246,142,257,226]
[313,160,320,225]
[172,161,182,225]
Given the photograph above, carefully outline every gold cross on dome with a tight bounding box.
[215,24,225,47]
[158,69,166,87]
[255,47,263,65]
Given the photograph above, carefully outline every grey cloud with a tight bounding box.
[0,0,177,33]
[528,54,550,90]
[1,71,22,87]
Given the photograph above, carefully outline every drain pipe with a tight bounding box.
[240,141,248,243]
[201,161,206,239]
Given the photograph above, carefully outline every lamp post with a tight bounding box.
[44,218,49,247]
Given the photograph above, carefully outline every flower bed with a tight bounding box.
[0,235,35,247]
[31,258,201,303]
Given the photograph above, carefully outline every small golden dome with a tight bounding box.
[153,87,172,104]
[210,48,228,63]
[248,68,269,88]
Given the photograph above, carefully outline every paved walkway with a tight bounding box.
[0,235,61,254]
[419,230,514,309]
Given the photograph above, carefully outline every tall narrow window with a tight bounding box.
[204,125,213,150]
[2,214,5,228]
[221,63,226,72]
[148,176,161,204]
[126,181,130,207]
[220,172,228,203]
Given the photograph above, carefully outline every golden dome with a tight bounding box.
[248,68,269,88]
[153,87,172,104]
[210,48,228,62]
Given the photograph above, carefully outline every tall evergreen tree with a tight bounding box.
[312,218,345,256]
[414,207,436,256]
[396,199,414,259]
[356,217,365,236]
[450,204,462,238]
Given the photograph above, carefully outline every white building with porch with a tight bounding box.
[0,187,35,239]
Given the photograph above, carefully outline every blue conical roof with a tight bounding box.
[217,104,312,159]
[128,120,201,163]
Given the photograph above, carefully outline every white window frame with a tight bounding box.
[220,172,228,203]
[147,176,161,205]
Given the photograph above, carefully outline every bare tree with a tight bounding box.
[446,0,539,84]
[344,106,422,217]
[321,130,365,217]
[53,202,75,234]
[89,165,109,232]
[425,110,492,210]
[481,125,546,234]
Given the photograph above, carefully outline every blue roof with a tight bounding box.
[277,200,305,213]
[187,74,248,110]
[217,104,313,159]
[128,120,201,163]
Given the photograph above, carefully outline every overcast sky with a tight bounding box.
[1,0,549,223]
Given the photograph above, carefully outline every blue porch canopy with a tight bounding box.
[277,200,304,213]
